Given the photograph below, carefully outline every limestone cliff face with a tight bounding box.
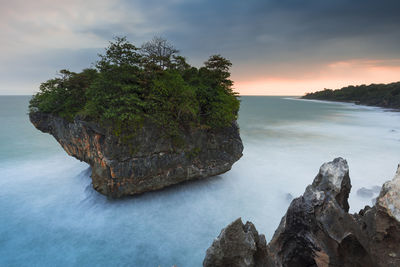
[204,158,400,267]
[29,112,243,198]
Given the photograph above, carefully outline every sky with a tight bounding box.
[1,0,399,95]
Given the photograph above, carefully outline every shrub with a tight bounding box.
[30,37,240,140]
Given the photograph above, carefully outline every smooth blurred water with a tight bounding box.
[1,96,400,266]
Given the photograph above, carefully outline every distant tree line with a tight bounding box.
[30,37,240,140]
[302,82,400,109]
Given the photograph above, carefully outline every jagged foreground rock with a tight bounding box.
[204,158,400,267]
[203,218,271,267]
[30,112,243,198]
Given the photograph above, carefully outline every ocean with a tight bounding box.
[1,96,399,266]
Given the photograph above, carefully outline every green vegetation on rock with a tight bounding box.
[30,37,240,139]
[302,82,400,109]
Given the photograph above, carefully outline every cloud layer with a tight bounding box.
[1,0,399,94]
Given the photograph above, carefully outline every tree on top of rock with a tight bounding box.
[96,36,141,71]
[141,36,179,71]
[204,55,234,94]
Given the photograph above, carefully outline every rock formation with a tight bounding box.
[203,218,271,267]
[204,158,400,267]
[29,112,243,198]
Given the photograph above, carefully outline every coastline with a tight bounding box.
[298,96,400,112]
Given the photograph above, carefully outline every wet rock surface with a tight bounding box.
[204,159,400,267]
[30,112,243,198]
[203,218,270,267]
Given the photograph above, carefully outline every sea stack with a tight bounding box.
[28,38,243,198]
[30,112,243,198]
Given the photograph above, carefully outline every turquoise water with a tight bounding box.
[1,96,400,266]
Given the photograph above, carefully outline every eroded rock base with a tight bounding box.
[30,112,243,198]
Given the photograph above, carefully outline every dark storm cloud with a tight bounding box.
[112,0,400,79]
[161,0,400,61]
[189,0,400,78]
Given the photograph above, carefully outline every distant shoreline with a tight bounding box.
[300,97,400,112]
[302,81,400,111]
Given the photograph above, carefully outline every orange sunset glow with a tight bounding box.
[235,59,400,95]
